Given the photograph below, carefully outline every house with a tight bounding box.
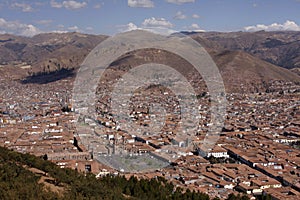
[251,178,282,190]
[199,146,229,158]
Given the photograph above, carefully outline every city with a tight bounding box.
[1,0,300,199]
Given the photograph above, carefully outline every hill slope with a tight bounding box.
[212,50,300,92]
[0,146,212,200]
[0,32,107,76]
[197,31,300,69]
[1,31,300,93]
[106,43,300,93]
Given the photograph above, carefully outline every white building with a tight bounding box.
[199,145,229,158]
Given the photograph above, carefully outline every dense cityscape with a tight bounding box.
[0,58,299,199]
[1,1,300,199]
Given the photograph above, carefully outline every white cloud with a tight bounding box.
[128,0,154,8]
[0,18,41,37]
[174,11,186,20]
[192,14,200,19]
[166,0,195,4]
[51,0,87,10]
[11,3,33,12]
[35,20,53,25]
[68,26,80,32]
[244,20,300,32]
[142,17,173,28]
[118,22,139,32]
[186,23,205,32]
[190,23,200,29]
[63,1,87,9]
[94,4,101,9]
[120,22,139,32]
[50,0,63,8]
[119,20,175,35]
[51,30,68,34]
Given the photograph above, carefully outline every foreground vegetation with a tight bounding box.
[0,146,208,199]
[0,146,249,200]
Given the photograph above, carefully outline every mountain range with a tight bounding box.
[0,31,299,93]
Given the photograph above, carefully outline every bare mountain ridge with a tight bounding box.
[212,50,300,92]
[107,47,300,93]
[196,31,300,69]
[0,32,108,76]
[0,31,299,93]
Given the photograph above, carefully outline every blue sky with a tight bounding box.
[0,0,300,36]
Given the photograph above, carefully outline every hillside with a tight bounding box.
[0,31,300,93]
[0,146,215,200]
[104,42,300,93]
[197,31,300,69]
[0,32,107,77]
[291,68,300,76]
[211,50,300,93]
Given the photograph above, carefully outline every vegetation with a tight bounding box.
[290,141,300,149]
[206,156,237,164]
[0,146,212,200]
[226,193,250,200]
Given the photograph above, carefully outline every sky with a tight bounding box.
[0,0,300,37]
